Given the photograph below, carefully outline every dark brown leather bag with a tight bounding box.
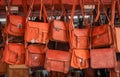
[25,44,45,67]
[90,48,116,69]
[69,0,89,49]
[45,49,71,73]
[8,65,29,77]
[71,49,90,69]
[0,49,8,75]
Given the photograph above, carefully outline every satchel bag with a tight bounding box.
[25,44,45,67]
[5,0,26,36]
[71,49,89,69]
[69,0,89,49]
[91,0,113,48]
[2,43,25,64]
[50,20,68,42]
[90,48,116,69]
[25,0,49,44]
[44,49,71,73]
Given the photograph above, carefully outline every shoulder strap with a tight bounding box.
[22,0,27,17]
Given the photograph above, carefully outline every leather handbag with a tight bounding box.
[91,0,113,48]
[8,65,29,77]
[44,49,71,73]
[71,49,89,69]
[90,48,116,69]
[25,0,49,44]
[0,49,8,75]
[50,20,68,42]
[69,0,89,49]
[2,43,25,64]
[5,0,26,36]
[25,44,45,67]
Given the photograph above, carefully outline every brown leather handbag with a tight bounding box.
[25,0,49,44]
[44,49,71,73]
[91,0,113,48]
[50,20,68,42]
[90,48,116,69]
[69,0,89,49]
[25,44,45,67]
[0,49,8,75]
[2,43,25,64]
[71,49,90,69]
[5,0,26,36]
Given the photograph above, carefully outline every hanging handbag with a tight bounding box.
[49,0,69,42]
[25,0,49,44]
[69,0,89,49]
[5,0,27,36]
[44,49,71,73]
[25,44,45,67]
[2,43,25,64]
[91,0,113,48]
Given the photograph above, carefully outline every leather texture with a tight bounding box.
[50,20,68,42]
[90,48,116,68]
[71,49,89,69]
[5,15,25,36]
[70,28,89,49]
[25,44,45,67]
[91,24,113,48]
[8,65,29,77]
[115,27,120,53]
[25,21,49,44]
[45,49,71,73]
[2,43,25,64]
[0,50,8,75]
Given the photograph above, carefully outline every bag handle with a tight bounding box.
[26,0,48,23]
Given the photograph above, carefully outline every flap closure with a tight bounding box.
[46,49,71,62]
[74,49,89,60]
[9,15,25,28]
[7,43,25,54]
[92,25,109,36]
[28,45,45,54]
[73,28,89,37]
[52,20,67,31]
[27,21,49,32]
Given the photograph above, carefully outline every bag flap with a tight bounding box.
[73,28,89,37]
[74,49,89,59]
[27,21,49,32]
[28,44,45,54]
[7,43,25,54]
[46,49,71,61]
[52,20,67,30]
[9,15,25,27]
[92,24,109,36]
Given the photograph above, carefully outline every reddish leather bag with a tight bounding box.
[50,20,68,42]
[2,43,25,64]
[91,25,113,48]
[25,44,45,67]
[25,0,49,44]
[5,15,25,36]
[90,48,116,69]
[45,50,71,73]
[71,49,89,69]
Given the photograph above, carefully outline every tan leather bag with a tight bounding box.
[69,0,89,49]
[2,43,25,64]
[25,44,45,67]
[45,49,71,73]
[25,0,49,44]
[71,49,89,69]
[90,48,116,69]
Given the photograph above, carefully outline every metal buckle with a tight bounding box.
[55,28,60,31]
[17,23,22,28]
